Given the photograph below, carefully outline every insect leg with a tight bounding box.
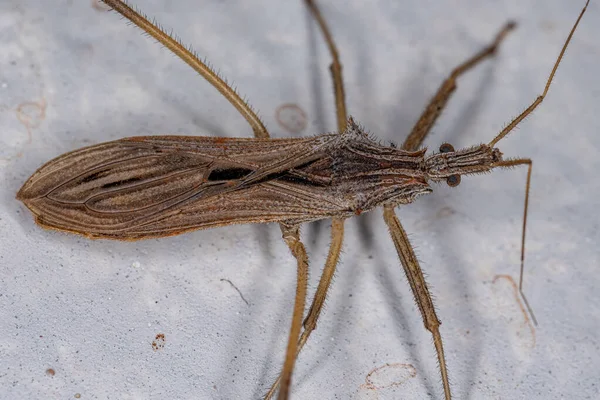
[305,0,347,133]
[276,224,310,400]
[382,206,451,400]
[402,21,515,151]
[488,0,588,147]
[265,219,345,399]
[100,0,269,138]
[494,158,537,325]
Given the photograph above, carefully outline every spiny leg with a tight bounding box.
[303,1,348,357]
[267,0,347,395]
[305,1,490,398]
[100,0,269,138]
[402,21,515,151]
[305,0,347,133]
[385,17,523,399]
[102,1,331,398]
[276,225,310,400]
[386,5,589,397]
[382,207,451,400]
[100,1,306,395]
[265,219,345,399]
[268,3,351,398]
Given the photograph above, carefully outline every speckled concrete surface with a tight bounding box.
[1,1,598,399]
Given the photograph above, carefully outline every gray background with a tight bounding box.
[1,0,598,399]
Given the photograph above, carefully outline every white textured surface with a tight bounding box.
[1,1,599,399]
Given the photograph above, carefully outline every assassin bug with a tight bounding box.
[16,0,589,398]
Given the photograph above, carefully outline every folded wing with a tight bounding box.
[17,135,345,239]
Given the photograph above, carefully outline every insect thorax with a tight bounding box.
[300,122,433,216]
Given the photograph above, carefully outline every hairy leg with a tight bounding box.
[265,219,344,399]
[402,22,515,151]
[276,225,310,400]
[383,206,451,399]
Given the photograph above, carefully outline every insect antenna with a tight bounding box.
[489,0,589,325]
[489,0,588,148]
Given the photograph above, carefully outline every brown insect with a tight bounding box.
[15,0,589,399]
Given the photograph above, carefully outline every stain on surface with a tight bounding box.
[14,99,46,153]
[45,368,55,377]
[152,333,166,351]
[492,274,536,348]
[275,103,308,134]
[16,99,46,132]
[363,362,417,390]
[1,99,46,161]
[436,206,456,219]
[356,362,417,398]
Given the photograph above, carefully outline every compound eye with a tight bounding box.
[439,143,455,153]
[446,174,461,187]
